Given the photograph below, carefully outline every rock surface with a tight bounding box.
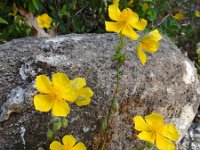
[0,33,199,150]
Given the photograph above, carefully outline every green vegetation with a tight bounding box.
[0,0,200,71]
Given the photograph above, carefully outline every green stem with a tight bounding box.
[100,34,125,150]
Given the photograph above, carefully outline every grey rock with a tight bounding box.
[178,110,200,150]
[0,33,199,150]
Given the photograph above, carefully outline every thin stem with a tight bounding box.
[100,35,125,150]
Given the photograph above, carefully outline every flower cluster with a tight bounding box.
[105,0,162,65]
[133,112,179,150]
[34,72,93,117]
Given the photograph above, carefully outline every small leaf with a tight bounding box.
[47,129,55,140]
[52,117,61,124]
[60,4,67,16]
[61,118,68,128]
[53,122,62,131]
[32,0,40,10]
[0,17,8,25]
[112,100,119,112]
[100,119,107,131]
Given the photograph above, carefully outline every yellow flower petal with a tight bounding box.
[76,87,93,106]
[133,116,152,131]
[71,78,86,90]
[52,99,70,117]
[52,73,77,102]
[127,12,140,27]
[72,142,86,150]
[50,141,63,150]
[34,94,54,112]
[52,72,71,90]
[137,131,155,144]
[148,29,162,41]
[61,88,77,103]
[136,44,147,65]
[62,135,76,148]
[145,112,164,129]
[160,124,179,141]
[122,24,139,40]
[134,18,147,31]
[105,21,124,33]
[76,99,91,106]
[141,38,159,53]
[156,133,175,150]
[108,4,121,21]
[77,87,94,99]
[35,75,53,94]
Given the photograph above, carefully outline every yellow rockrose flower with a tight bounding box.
[105,4,147,40]
[133,112,179,150]
[172,12,184,21]
[195,10,200,17]
[71,78,94,106]
[136,29,162,65]
[34,73,77,117]
[37,13,52,29]
[50,135,86,150]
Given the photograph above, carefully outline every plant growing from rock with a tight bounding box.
[32,0,179,150]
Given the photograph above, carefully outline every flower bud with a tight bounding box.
[118,55,126,64]
[47,129,54,140]
[53,122,62,131]
[101,119,107,131]
[112,100,119,112]
[61,118,68,128]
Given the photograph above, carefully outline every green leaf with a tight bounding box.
[32,0,40,10]
[53,122,62,131]
[60,4,67,16]
[0,17,8,24]
[112,99,119,112]
[100,119,107,131]
[51,117,61,124]
[28,1,35,14]
[47,129,55,140]
[147,8,157,22]
[61,118,68,128]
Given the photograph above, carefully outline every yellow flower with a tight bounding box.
[133,112,179,150]
[195,10,200,17]
[136,29,162,65]
[50,135,86,150]
[172,12,184,21]
[34,73,77,117]
[71,78,94,106]
[105,4,147,40]
[142,3,149,12]
[37,13,52,28]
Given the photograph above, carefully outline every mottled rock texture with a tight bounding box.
[0,33,199,150]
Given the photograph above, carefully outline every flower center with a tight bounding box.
[121,9,132,21]
[62,145,72,150]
